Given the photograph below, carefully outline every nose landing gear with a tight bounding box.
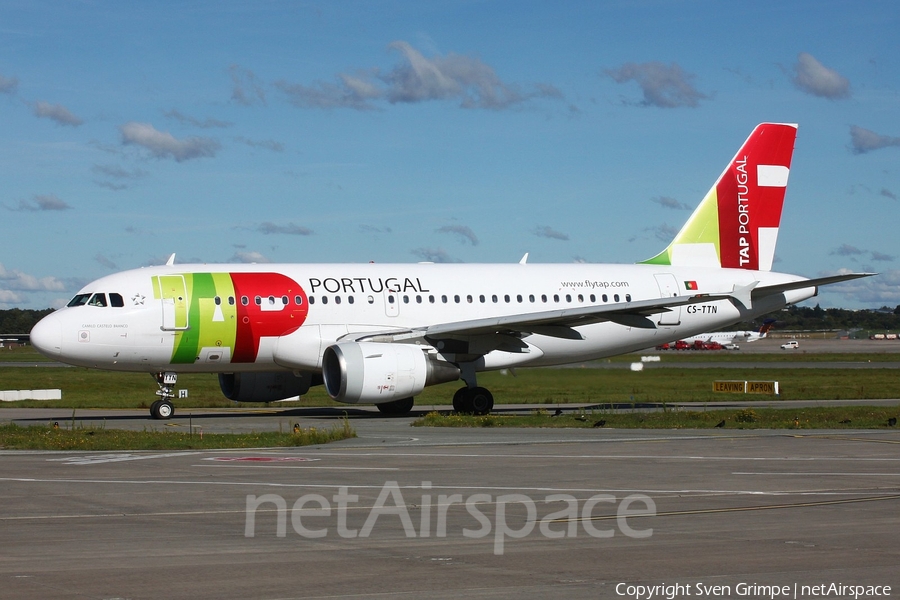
[150,371,177,419]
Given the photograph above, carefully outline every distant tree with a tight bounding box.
[0,309,54,333]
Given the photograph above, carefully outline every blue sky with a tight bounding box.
[1,0,898,310]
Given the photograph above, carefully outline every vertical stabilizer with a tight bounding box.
[642,123,798,271]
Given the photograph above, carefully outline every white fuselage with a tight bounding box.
[31,262,815,374]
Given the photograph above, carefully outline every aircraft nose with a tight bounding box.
[31,313,62,358]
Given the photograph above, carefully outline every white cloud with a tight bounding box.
[0,263,66,292]
[235,137,284,152]
[436,224,479,246]
[229,65,266,106]
[230,250,271,263]
[257,222,313,236]
[849,126,900,154]
[0,74,18,94]
[652,196,691,210]
[33,101,84,126]
[411,247,461,263]
[6,194,72,212]
[532,225,569,241]
[164,109,233,129]
[605,62,709,108]
[120,122,220,162]
[276,40,561,111]
[822,269,900,305]
[791,53,850,99]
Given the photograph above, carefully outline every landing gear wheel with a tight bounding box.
[452,387,470,413]
[151,400,174,420]
[470,387,494,416]
[376,397,415,416]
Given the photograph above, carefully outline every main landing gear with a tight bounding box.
[452,386,494,415]
[150,371,177,420]
[451,363,494,415]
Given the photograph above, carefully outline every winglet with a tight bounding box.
[519,253,529,265]
[165,253,176,266]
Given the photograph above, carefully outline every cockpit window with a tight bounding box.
[109,293,125,307]
[67,293,91,307]
[87,293,108,307]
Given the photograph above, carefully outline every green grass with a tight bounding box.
[0,419,355,450]
[413,406,900,430]
[3,361,900,410]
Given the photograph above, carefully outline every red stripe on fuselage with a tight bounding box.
[230,273,308,363]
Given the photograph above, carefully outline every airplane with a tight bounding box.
[30,123,873,419]
[677,319,775,347]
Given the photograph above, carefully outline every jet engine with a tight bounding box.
[322,342,459,404]
[218,371,315,402]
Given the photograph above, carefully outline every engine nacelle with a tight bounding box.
[218,371,314,403]
[322,342,459,404]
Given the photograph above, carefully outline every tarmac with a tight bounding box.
[1,337,898,598]
[2,422,899,599]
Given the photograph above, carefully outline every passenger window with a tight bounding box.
[516,294,523,303]
[322,296,329,305]
[241,296,249,306]
[109,293,124,307]
[467,295,473,303]
[229,296,235,306]
[492,295,498,303]
[590,294,596,303]
[479,295,486,303]
[577,294,583,303]
[268,296,276,305]
[295,296,303,305]
[309,296,316,304]
[565,294,572,302]
[416,295,422,304]
[348,296,355,304]
[504,295,510,303]
[529,294,535,303]
[367,295,375,304]
[282,296,289,305]
[335,296,342,305]
[553,294,560,303]
[602,294,608,302]
[214,296,221,306]
[254,296,261,305]
[388,295,395,304]
[454,295,460,303]
[541,294,547,303]
[403,295,409,304]
[429,295,435,303]
[614,294,620,302]
[88,293,107,307]
[441,295,448,303]
[626,294,632,302]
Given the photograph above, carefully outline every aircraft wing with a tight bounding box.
[344,273,876,346]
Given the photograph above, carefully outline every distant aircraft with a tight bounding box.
[680,320,775,346]
[30,123,872,419]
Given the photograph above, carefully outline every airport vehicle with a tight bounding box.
[781,340,800,349]
[30,123,872,418]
